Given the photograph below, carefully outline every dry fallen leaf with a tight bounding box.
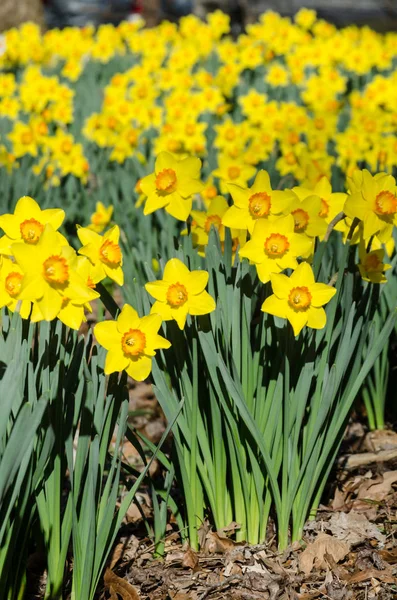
[205,531,243,554]
[299,533,349,575]
[109,535,140,570]
[364,430,397,452]
[328,512,385,546]
[181,546,199,570]
[357,471,397,502]
[346,568,396,584]
[103,568,140,600]
[218,521,241,535]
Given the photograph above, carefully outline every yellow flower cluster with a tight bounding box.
[0,196,124,329]
[1,12,397,186]
[0,67,88,183]
[0,197,217,380]
[140,153,395,335]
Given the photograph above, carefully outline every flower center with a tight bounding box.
[185,124,196,135]
[43,255,69,284]
[156,168,177,193]
[107,116,117,130]
[166,282,188,307]
[285,152,296,166]
[205,185,217,200]
[91,212,105,226]
[374,190,397,216]
[99,239,122,265]
[204,214,222,233]
[61,140,73,154]
[38,122,48,135]
[5,272,23,297]
[20,218,44,243]
[248,192,271,219]
[225,128,236,141]
[319,198,329,218]
[21,132,33,145]
[364,253,382,272]
[288,286,312,311]
[127,130,137,145]
[228,166,240,180]
[121,329,146,357]
[87,276,96,289]
[292,208,310,232]
[264,233,290,257]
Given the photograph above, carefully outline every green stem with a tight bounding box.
[189,327,199,550]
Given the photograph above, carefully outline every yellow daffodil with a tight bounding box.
[239,215,312,283]
[289,194,328,240]
[87,201,114,233]
[358,248,391,284]
[293,176,347,232]
[77,224,124,286]
[55,256,98,329]
[262,262,337,336]
[0,195,65,255]
[94,304,171,381]
[344,170,397,242]
[145,258,216,330]
[190,195,229,248]
[357,234,391,284]
[0,256,31,319]
[140,151,203,221]
[222,170,294,234]
[11,225,98,322]
[212,154,256,195]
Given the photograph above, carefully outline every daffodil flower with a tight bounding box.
[145,258,216,330]
[357,235,391,284]
[94,304,171,381]
[11,225,99,322]
[87,201,114,233]
[0,195,65,255]
[140,151,203,221]
[77,224,124,286]
[222,170,294,234]
[0,256,31,319]
[344,169,397,242]
[239,215,312,283]
[262,262,337,336]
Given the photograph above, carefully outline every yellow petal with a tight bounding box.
[269,273,290,299]
[188,270,209,294]
[37,286,63,321]
[104,263,124,286]
[145,280,169,302]
[77,226,101,246]
[105,347,129,374]
[286,308,308,336]
[310,283,336,307]
[126,355,152,381]
[163,258,190,285]
[261,294,287,318]
[117,304,140,332]
[171,303,189,329]
[306,306,327,329]
[150,301,173,321]
[290,262,315,286]
[188,290,216,316]
[94,320,119,350]
[42,208,65,231]
[166,194,192,222]
[251,170,271,193]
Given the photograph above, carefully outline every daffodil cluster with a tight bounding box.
[0,196,126,329]
[139,153,396,335]
[2,11,397,192]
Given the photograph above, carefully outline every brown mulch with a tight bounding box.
[102,420,397,600]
